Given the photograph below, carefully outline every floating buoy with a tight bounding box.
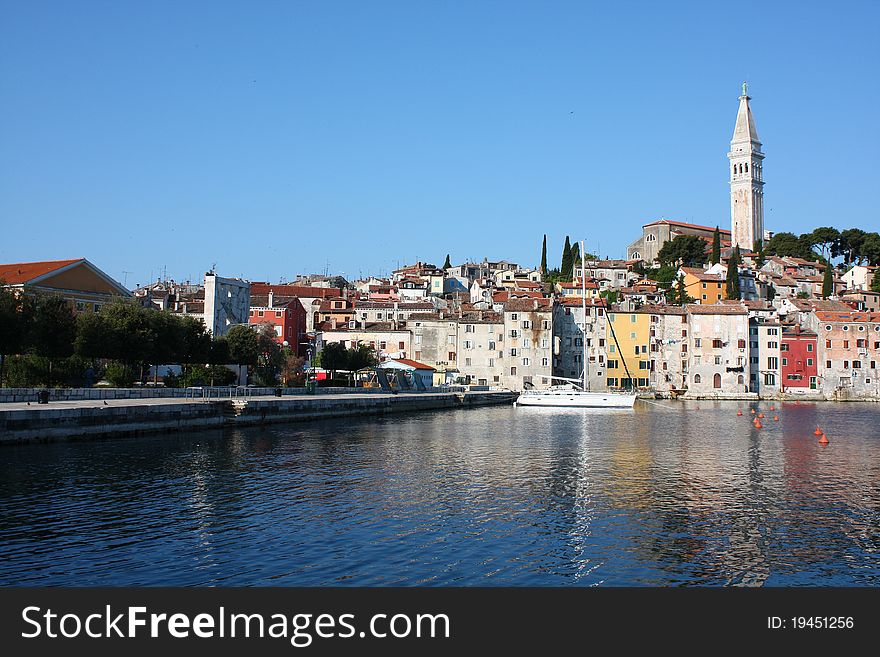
[737,410,743,416]
[773,415,779,422]
[769,405,775,411]
[814,426,823,436]
[751,409,756,414]
[757,412,765,418]
[754,420,763,429]
[818,434,829,445]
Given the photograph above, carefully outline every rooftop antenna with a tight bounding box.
[122,270,132,287]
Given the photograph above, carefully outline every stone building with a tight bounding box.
[748,318,782,396]
[645,305,689,395]
[815,310,880,399]
[456,311,505,386]
[552,297,609,390]
[685,304,751,395]
[502,299,553,390]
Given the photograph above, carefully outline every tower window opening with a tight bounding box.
[745,163,749,173]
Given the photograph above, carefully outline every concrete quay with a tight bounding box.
[0,391,518,444]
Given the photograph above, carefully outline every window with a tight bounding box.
[542,358,549,367]
[807,358,813,366]
[714,356,721,365]
[543,320,551,330]
[767,328,778,336]
[712,339,722,349]
[488,341,496,350]
[510,313,518,321]
[415,335,422,345]
[399,341,405,350]
[694,374,702,384]
[258,310,264,317]
[782,358,788,366]
[826,339,832,349]
[510,367,517,376]
[826,360,832,369]
[844,340,849,349]
[522,320,531,329]
[465,358,472,366]
[465,324,474,333]
[764,373,776,385]
[768,341,778,349]
[488,358,495,367]
[807,343,814,352]
[521,338,531,349]
[738,339,746,349]
[768,357,778,369]
[781,343,789,351]
[853,360,862,369]
[522,358,531,366]
[464,340,473,349]
[713,373,721,388]
[510,348,518,357]
[695,338,702,348]
[379,341,387,349]
[510,329,519,338]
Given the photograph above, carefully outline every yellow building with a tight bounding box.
[606,310,652,389]
[0,258,131,312]
[680,267,726,304]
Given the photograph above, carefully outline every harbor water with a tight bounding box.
[1,401,878,586]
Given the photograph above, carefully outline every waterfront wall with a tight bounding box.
[0,391,517,444]
[0,385,468,404]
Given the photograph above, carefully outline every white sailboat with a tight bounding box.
[516,240,637,409]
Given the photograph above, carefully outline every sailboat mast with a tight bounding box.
[581,240,588,391]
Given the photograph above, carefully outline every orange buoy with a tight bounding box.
[773,415,779,422]
[814,426,823,436]
[737,410,743,416]
[750,409,756,414]
[754,420,763,429]
[757,412,765,418]
[769,405,775,411]
[818,434,829,445]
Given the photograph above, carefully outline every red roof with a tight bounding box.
[645,219,731,235]
[815,311,880,323]
[0,259,83,285]
[387,358,436,371]
[250,283,341,298]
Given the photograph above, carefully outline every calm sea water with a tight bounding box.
[1,401,878,586]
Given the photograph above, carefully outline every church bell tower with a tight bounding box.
[729,82,765,251]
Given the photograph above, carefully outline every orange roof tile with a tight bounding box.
[0,259,83,285]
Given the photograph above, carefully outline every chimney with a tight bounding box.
[268,290,274,308]
[533,299,539,310]
[331,317,337,330]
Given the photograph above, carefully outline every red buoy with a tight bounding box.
[773,415,779,422]
[819,434,829,445]
[754,420,763,429]
[814,426,823,436]
[751,409,756,414]
[737,410,743,416]
[757,412,765,418]
[769,405,775,411]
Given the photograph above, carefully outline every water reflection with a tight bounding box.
[0,402,878,586]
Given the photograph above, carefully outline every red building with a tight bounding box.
[248,292,307,356]
[781,326,818,391]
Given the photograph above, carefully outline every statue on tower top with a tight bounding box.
[741,81,748,97]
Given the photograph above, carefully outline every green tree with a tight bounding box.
[540,235,548,276]
[710,226,721,264]
[29,295,77,385]
[809,226,841,261]
[318,341,348,378]
[226,324,259,384]
[561,236,573,281]
[672,274,694,305]
[658,234,708,267]
[726,246,741,300]
[766,232,813,259]
[569,242,581,274]
[861,232,880,266]
[822,263,834,299]
[753,239,765,269]
[443,254,452,269]
[253,323,283,386]
[0,286,32,387]
[348,343,379,372]
[871,273,880,294]
[835,228,867,266]
[599,289,619,305]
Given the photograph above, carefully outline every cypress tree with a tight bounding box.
[726,246,741,300]
[561,236,572,281]
[443,254,451,269]
[569,242,580,278]
[822,263,834,298]
[753,239,765,269]
[540,235,548,276]
[711,226,721,264]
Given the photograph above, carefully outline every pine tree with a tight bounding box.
[726,246,741,300]
[443,254,451,269]
[675,274,692,305]
[540,235,548,276]
[822,263,834,298]
[561,236,572,281]
[711,226,721,264]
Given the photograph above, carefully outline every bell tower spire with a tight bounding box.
[728,82,764,251]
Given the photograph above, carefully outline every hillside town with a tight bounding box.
[2,86,879,400]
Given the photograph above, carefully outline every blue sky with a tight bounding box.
[2,1,878,287]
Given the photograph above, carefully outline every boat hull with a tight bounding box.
[516,391,637,408]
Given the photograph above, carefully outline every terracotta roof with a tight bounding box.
[814,311,880,323]
[686,303,748,315]
[384,358,436,371]
[250,283,341,298]
[557,296,609,307]
[504,299,552,312]
[644,219,731,235]
[680,267,725,282]
[0,258,84,285]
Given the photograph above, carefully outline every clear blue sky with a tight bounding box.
[2,1,878,287]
